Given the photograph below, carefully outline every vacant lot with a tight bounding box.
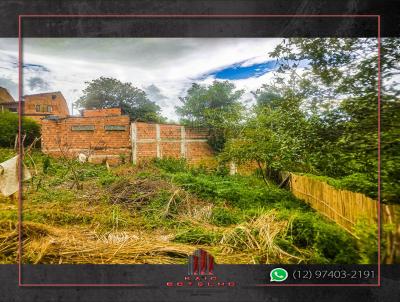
[0,148,369,265]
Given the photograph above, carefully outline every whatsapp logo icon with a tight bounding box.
[270,268,288,282]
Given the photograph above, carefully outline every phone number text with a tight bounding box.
[292,270,376,280]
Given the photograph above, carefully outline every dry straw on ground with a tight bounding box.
[1,221,200,264]
[0,211,300,265]
[220,212,305,263]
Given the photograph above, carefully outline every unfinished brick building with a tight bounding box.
[0,87,69,122]
[41,107,213,165]
[22,91,69,122]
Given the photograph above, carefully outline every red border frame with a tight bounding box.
[17,14,381,287]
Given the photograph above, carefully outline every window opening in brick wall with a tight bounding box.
[104,125,126,131]
[71,125,95,131]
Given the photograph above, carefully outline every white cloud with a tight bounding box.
[0,38,282,119]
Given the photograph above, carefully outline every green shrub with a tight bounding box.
[139,190,184,229]
[31,189,75,204]
[354,218,378,264]
[0,148,15,162]
[172,172,301,210]
[0,111,40,147]
[338,173,377,199]
[153,157,187,173]
[105,204,130,230]
[288,212,360,264]
[189,164,209,176]
[144,190,174,214]
[290,214,316,248]
[99,173,118,186]
[42,156,51,174]
[312,222,360,264]
[173,227,221,245]
[211,206,242,226]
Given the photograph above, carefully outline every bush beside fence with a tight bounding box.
[289,173,400,263]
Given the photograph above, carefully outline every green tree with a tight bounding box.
[176,81,245,152]
[75,77,164,122]
[269,38,400,203]
[0,111,40,147]
[223,78,311,184]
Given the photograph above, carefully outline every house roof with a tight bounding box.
[0,87,16,103]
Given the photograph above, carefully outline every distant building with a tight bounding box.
[22,91,69,122]
[0,87,16,111]
[0,87,69,122]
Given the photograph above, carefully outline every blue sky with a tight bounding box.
[209,60,277,80]
[0,38,282,120]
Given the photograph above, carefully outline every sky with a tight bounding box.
[0,38,282,121]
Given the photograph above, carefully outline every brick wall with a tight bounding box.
[41,114,213,165]
[41,115,131,165]
[83,108,122,117]
[132,122,213,164]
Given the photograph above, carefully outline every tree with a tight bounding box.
[223,81,310,184]
[176,81,245,152]
[75,77,164,122]
[269,38,400,203]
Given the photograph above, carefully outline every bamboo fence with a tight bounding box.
[289,173,400,263]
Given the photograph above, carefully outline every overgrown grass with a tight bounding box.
[170,172,303,210]
[153,158,363,264]
[0,148,15,162]
[173,227,222,245]
[0,152,372,264]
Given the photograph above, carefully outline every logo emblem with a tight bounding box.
[270,268,288,282]
[166,249,236,287]
[188,249,214,275]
